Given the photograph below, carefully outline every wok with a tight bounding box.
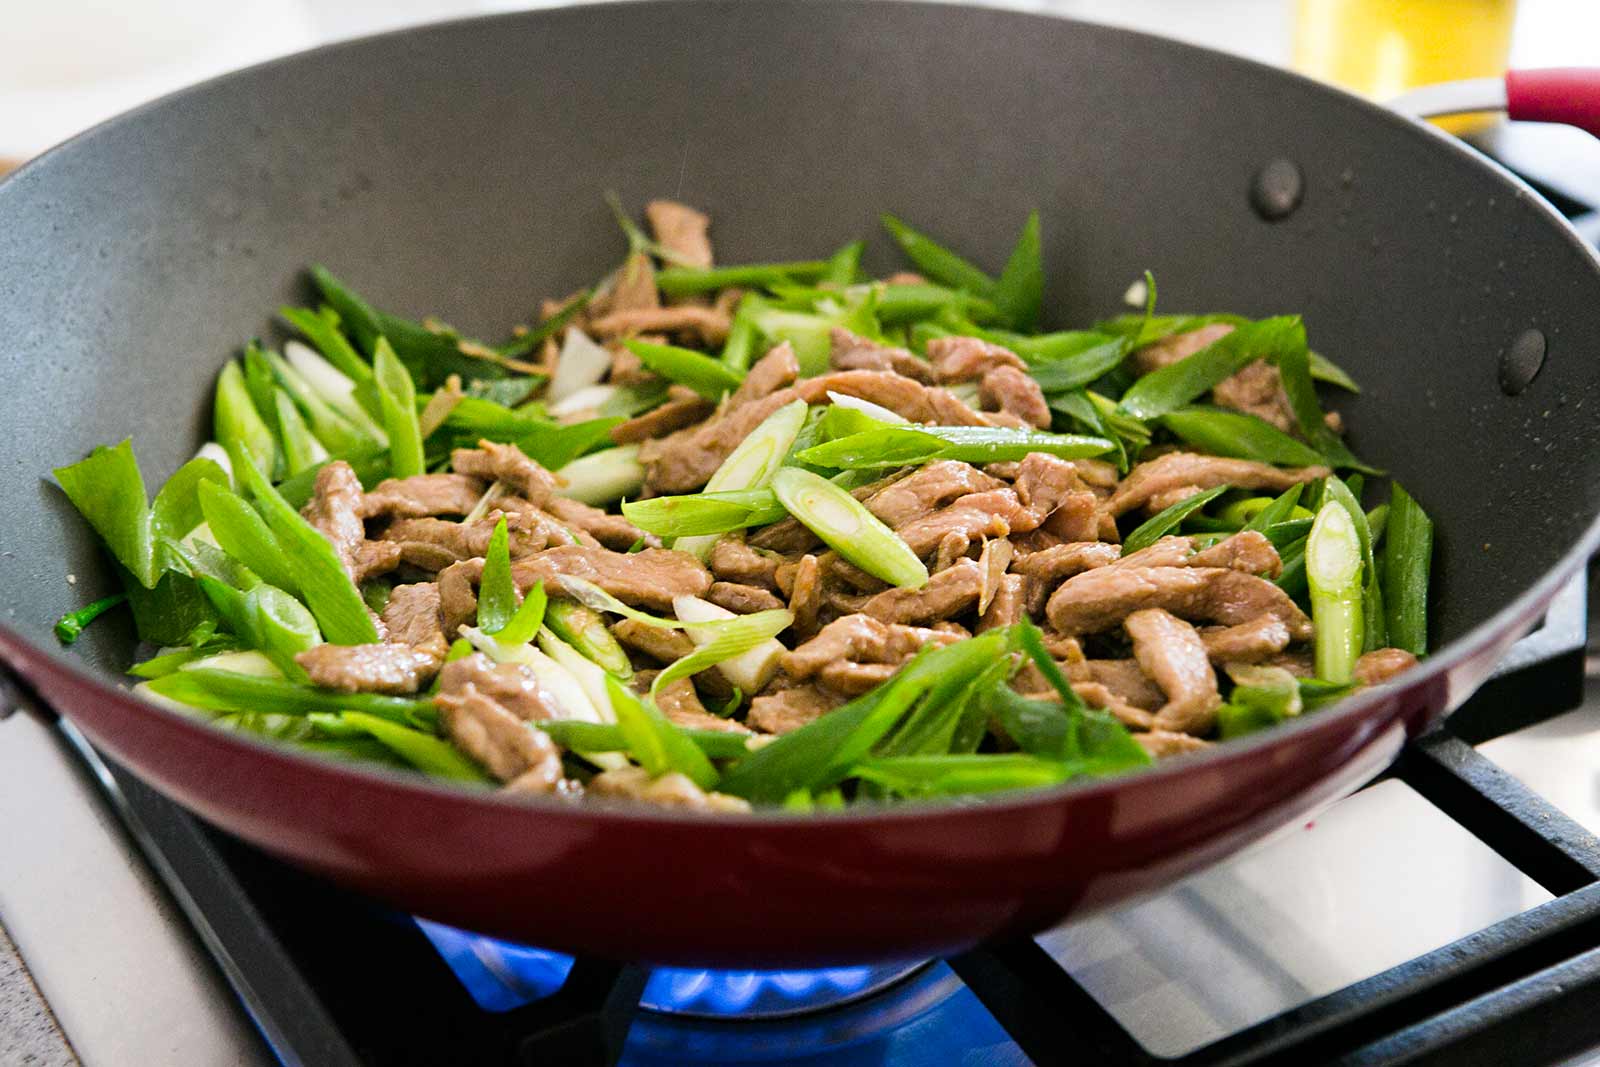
[2,1,1599,968]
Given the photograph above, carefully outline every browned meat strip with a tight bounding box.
[1133,323,1235,374]
[978,573,1024,632]
[978,538,1013,614]
[381,583,443,648]
[1124,609,1221,734]
[708,537,782,590]
[818,661,898,694]
[588,766,750,811]
[607,252,660,315]
[1040,491,1116,542]
[510,547,708,609]
[638,343,800,492]
[979,365,1051,428]
[379,513,550,570]
[439,547,711,633]
[589,305,731,346]
[645,199,713,269]
[1135,730,1212,758]
[300,461,402,583]
[451,440,558,505]
[1262,649,1315,677]
[788,554,822,638]
[1047,565,1313,639]
[295,641,443,695]
[543,497,656,551]
[1108,535,1199,570]
[829,328,933,382]
[1188,530,1282,577]
[361,472,486,520]
[1355,648,1419,686]
[1066,683,1154,730]
[707,581,785,614]
[1201,615,1292,663]
[748,684,843,734]
[1011,453,1088,525]
[437,654,569,722]
[793,371,987,426]
[611,618,696,663]
[437,683,564,792]
[896,489,1019,556]
[925,335,1027,381]
[1086,659,1166,711]
[933,531,971,575]
[866,461,1003,527]
[781,613,961,681]
[609,385,715,444]
[1109,453,1330,517]
[857,559,984,625]
[1011,541,1121,582]
[1212,360,1295,431]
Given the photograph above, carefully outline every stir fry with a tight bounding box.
[51,199,1432,811]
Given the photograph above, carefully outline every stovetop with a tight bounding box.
[4,121,1600,1067]
[2,560,1585,1067]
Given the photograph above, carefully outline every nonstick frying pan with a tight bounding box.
[2,1,1600,968]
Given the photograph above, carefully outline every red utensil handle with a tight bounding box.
[1506,68,1600,138]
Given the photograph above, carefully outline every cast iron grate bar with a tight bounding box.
[1397,729,1600,893]
[957,882,1600,1066]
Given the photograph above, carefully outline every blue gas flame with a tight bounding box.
[417,920,885,1017]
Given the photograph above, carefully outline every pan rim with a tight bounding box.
[4,0,1599,829]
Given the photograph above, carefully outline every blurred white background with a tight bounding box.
[0,0,1597,168]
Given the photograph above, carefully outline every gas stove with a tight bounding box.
[0,560,1586,1066]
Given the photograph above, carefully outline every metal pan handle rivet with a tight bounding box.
[1499,328,1547,396]
[1249,158,1304,221]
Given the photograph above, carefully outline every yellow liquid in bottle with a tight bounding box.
[1295,0,1517,132]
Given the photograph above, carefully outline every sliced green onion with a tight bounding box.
[228,445,378,645]
[459,626,607,724]
[880,213,996,296]
[544,599,632,678]
[1323,476,1386,652]
[1120,484,1231,555]
[674,397,809,559]
[1118,316,1305,420]
[993,210,1043,331]
[53,440,157,589]
[272,390,329,476]
[495,579,549,648]
[336,712,492,783]
[656,260,831,297]
[282,338,388,440]
[537,719,753,761]
[606,677,719,790]
[665,596,791,695]
[1383,483,1433,656]
[146,668,434,724]
[1307,501,1364,683]
[1160,406,1328,467]
[622,488,785,538]
[373,337,425,479]
[476,517,516,635]
[853,753,1074,797]
[796,424,1112,469]
[197,479,298,596]
[771,467,927,588]
[549,445,643,506]
[54,594,127,644]
[280,304,373,383]
[821,240,866,287]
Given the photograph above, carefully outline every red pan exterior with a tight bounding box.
[0,561,1564,967]
[3,2,1600,968]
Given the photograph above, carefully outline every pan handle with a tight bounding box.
[1388,68,1600,139]
[0,626,61,726]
